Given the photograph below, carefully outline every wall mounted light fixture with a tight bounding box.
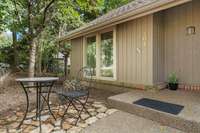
[186,26,196,35]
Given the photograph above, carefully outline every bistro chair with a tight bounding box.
[56,66,94,126]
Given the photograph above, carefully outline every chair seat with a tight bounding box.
[58,90,88,98]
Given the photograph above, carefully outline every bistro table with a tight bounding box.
[16,77,59,132]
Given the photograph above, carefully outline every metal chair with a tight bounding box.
[56,66,94,126]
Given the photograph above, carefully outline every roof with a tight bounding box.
[58,0,191,41]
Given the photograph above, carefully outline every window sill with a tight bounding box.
[99,77,116,81]
[84,76,116,81]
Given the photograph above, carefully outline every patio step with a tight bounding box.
[108,91,200,133]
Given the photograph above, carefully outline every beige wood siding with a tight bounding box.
[164,0,200,84]
[192,0,200,84]
[153,12,165,84]
[70,37,83,78]
[116,15,153,85]
[69,0,199,88]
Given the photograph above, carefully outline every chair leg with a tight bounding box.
[82,95,91,116]
[60,95,91,126]
[56,95,65,117]
[70,100,83,125]
[75,96,91,116]
[72,96,90,125]
[61,100,72,129]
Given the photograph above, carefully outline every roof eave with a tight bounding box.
[57,0,191,42]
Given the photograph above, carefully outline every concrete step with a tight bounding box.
[108,91,200,133]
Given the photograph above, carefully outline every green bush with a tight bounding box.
[168,72,178,84]
[101,69,113,77]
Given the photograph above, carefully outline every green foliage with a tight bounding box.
[0,33,12,63]
[103,0,134,12]
[52,0,84,32]
[37,29,59,72]
[86,41,96,69]
[86,36,97,69]
[74,0,104,22]
[101,69,113,77]
[168,72,178,84]
[59,41,71,56]
[101,32,113,67]
[0,1,6,31]
[0,0,134,73]
[0,0,26,32]
[0,33,12,48]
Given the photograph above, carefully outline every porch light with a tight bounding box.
[186,26,195,35]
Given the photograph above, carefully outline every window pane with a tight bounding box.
[86,36,96,76]
[100,31,113,77]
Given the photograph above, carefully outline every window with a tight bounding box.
[84,27,116,80]
[86,36,96,76]
[100,31,113,77]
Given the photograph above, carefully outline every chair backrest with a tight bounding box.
[63,66,94,92]
[75,66,94,90]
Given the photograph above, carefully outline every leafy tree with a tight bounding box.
[73,0,104,22]
[33,0,84,76]
[103,0,133,12]
[0,33,12,64]
[0,0,134,77]
[0,0,58,77]
[0,0,20,69]
[59,41,71,78]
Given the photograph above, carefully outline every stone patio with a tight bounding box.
[0,99,118,133]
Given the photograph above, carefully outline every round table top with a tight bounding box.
[16,77,59,82]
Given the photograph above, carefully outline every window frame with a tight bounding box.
[83,26,117,81]
[83,34,97,78]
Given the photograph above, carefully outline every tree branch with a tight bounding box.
[34,0,56,37]
[42,0,55,26]
[12,0,21,23]
[27,0,33,40]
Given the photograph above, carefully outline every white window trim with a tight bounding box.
[83,26,117,81]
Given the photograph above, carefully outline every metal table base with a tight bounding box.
[16,77,58,132]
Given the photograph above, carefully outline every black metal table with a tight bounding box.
[16,77,59,132]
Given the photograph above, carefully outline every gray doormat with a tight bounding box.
[133,98,184,115]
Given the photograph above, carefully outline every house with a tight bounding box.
[58,0,200,90]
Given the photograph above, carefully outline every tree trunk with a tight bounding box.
[64,54,68,79]
[36,38,42,75]
[12,31,18,71]
[28,38,37,78]
[37,44,42,75]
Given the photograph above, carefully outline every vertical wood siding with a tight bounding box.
[164,0,200,84]
[69,0,199,87]
[153,12,165,84]
[192,0,200,84]
[116,15,153,85]
[70,37,83,78]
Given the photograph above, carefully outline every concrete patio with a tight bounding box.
[108,89,200,133]
[81,111,184,133]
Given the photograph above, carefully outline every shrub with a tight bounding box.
[168,72,178,84]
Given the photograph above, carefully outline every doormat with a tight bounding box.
[133,98,184,115]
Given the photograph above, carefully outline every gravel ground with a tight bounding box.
[0,73,32,115]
